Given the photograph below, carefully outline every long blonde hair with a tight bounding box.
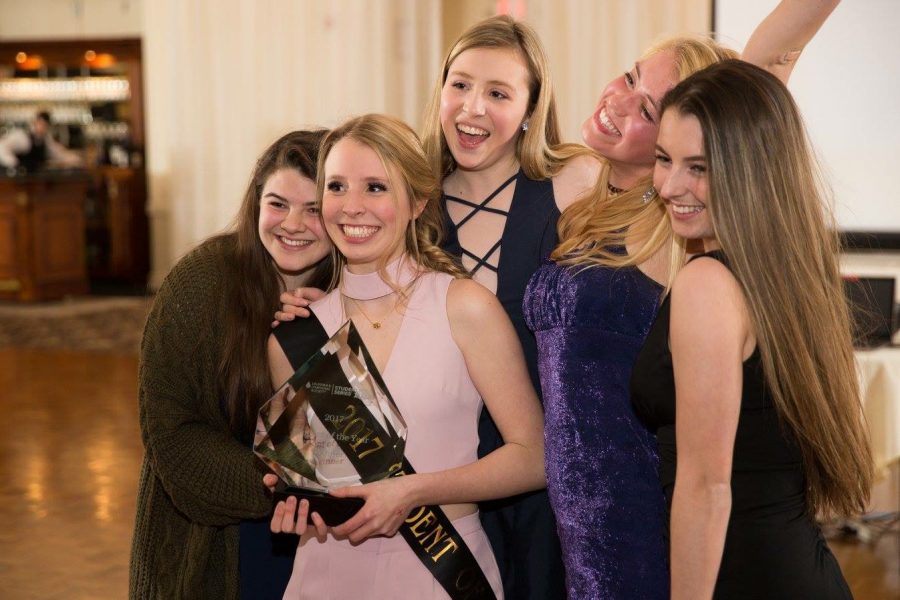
[663,59,872,518]
[317,114,468,293]
[421,14,591,182]
[554,35,738,274]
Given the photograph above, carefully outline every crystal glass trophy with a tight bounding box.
[254,320,407,525]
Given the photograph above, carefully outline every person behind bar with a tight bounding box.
[0,110,82,172]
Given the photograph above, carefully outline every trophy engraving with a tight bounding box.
[254,321,407,525]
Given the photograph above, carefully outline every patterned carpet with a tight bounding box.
[0,296,152,354]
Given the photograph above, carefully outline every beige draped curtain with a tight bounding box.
[143,0,710,287]
[527,0,711,141]
[143,0,442,286]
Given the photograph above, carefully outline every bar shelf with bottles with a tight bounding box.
[0,38,148,292]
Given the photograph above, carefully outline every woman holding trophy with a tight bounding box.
[266,113,546,599]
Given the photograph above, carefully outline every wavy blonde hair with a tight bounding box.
[663,59,872,518]
[421,14,591,182]
[554,35,739,275]
[317,114,468,294]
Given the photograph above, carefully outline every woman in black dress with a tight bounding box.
[631,60,873,599]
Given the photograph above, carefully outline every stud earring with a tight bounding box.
[521,121,529,132]
[641,187,656,204]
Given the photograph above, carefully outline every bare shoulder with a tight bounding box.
[673,256,741,302]
[671,256,750,333]
[446,277,520,358]
[446,277,502,324]
[554,153,605,212]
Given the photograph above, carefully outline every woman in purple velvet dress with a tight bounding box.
[524,245,668,598]
[521,35,735,597]
[523,2,839,597]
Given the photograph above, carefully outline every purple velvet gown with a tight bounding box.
[523,258,669,599]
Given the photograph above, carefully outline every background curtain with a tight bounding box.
[526,0,711,141]
[142,0,441,286]
[143,0,710,287]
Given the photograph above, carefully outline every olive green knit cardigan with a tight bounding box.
[129,237,272,599]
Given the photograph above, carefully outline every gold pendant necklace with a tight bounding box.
[347,296,394,329]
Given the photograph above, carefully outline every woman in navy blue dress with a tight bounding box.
[421,16,602,600]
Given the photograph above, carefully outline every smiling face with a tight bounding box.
[582,49,677,186]
[321,138,423,274]
[439,46,532,177]
[653,110,717,250]
[257,168,331,287]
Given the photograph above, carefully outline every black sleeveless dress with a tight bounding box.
[630,251,853,599]
[443,169,566,600]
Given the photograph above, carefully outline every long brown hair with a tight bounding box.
[318,114,467,292]
[421,14,591,182]
[662,59,872,518]
[554,35,738,275]
[216,129,332,440]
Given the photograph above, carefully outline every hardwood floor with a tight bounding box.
[0,348,140,599]
[0,347,896,599]
[828,533,900,599]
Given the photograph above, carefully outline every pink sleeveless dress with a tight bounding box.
[282,258,504,599]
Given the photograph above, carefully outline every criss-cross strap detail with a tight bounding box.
[460,240,502,274]
[444,172,517,274]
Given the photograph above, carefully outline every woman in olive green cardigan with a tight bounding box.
[129,130,332,599]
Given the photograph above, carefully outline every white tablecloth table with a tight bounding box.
[850,345,900,542]
[856,346,900,475]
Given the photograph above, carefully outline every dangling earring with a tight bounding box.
[521,120,529,132]
[641,187,656,204]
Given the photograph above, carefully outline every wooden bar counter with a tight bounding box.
[0,170,90,301]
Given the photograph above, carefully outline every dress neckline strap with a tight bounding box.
[442,170,521,275]
[688,249,728,265]
[443,170,519,219]
[340,256,420,300]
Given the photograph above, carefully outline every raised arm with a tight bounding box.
[668,257,754,599]
[741,0,840,84]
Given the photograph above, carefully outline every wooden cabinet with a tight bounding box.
[85,166,148,283]
[0,174,90,301]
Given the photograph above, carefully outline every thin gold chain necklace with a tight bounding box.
[346,295,396,329]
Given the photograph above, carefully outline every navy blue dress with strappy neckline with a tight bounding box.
[443,168,566,600]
